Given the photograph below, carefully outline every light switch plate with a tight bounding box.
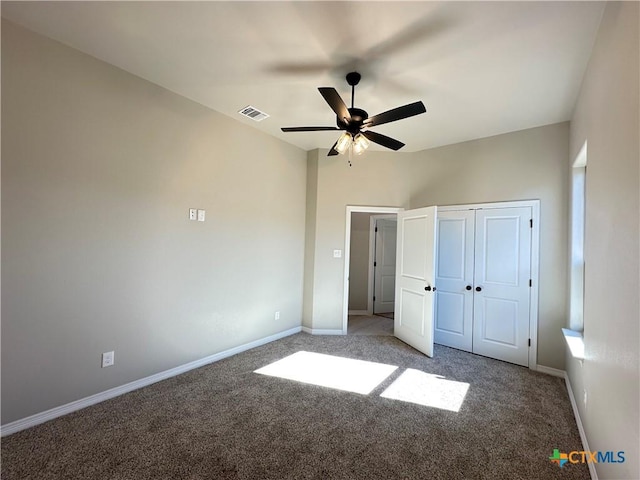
[197,209,205,222]
[101,351,115,368]
[333,249,342,258]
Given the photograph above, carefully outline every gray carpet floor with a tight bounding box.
[347,314,393,336]
[2,333,589,479]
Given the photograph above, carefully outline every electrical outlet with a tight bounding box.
[275,311,280,320]
[583,389,588,407]
[189,209,197,221]
[197,209,206,222]
[102,351,115,368]
[333,249,342,258]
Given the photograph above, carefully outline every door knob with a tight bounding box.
[475,286,482,292]
[465,285,472,291]
[424,286,432,291]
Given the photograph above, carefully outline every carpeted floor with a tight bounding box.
[347,314,393,335]
[1,333,589,479]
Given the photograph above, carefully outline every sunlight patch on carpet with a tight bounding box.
[380,368,469,412]
[254,351,398,395]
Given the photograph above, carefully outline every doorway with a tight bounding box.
[343,206,403,334]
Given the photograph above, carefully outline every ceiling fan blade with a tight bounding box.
[364,101,426,128]
[362,130,405,151]
[318,87,351,124]
[327,139,340,156]
[281,126,341,132]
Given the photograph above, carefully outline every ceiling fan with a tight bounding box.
[281,72,426,157]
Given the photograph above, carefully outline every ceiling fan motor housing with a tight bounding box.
[339,107,368,134]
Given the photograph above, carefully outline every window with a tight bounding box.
[569,141,587,332]
[564,141,587,360]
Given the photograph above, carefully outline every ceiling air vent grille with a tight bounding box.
[238,105,269,122]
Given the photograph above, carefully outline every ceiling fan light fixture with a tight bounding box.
[352,133,370,155]
[281,72,426,158]
[335,132,352,155]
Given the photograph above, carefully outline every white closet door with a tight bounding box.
[394,206,437,357]
[434,210,475,352]
[472,207,532,366]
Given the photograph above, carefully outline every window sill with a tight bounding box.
[562,328,585,361]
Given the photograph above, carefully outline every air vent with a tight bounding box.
[238,105,269,122]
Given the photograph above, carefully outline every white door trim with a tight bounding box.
[438,199,539,212]
[344,206,404,334]
[437,199,540,369]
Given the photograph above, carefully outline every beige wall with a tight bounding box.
[305,122,570,369]
[567,2,639,479]
[348,212,372,311]
[1,21,307,424]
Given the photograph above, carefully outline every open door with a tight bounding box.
[394,206,437,357]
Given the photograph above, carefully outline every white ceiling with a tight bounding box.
[2,1,605,153]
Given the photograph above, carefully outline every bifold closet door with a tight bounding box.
[434,206,533,367]
[472,207,531,367]
[434,210,475,352]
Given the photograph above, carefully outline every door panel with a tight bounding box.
[434,211,475,352]
[401,217,428,279]
[394,206,437,357]
[374,218,397,314]
[473,207,531,366]
[380,276,395,303]
[398,289,425,335]
[483,217,520,285]
[435,291,465,334]
[481,297,518,345]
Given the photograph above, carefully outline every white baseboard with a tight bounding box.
[0,326,302,437]
[348,310,369,316]
[301,326,345,335]
[564,372,597,480]
[535,365,566,378]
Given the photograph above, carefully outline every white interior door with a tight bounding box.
[394,206,437,357]
[473,207,532,366]
[434,210,475,352]
[374,218,397,314]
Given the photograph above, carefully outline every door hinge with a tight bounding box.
[373,295,376,301]
[528,338,531,347]
[375,227,378,233]
[529,279,532,287]
[374,261,377,267]
[530,219,533,228]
